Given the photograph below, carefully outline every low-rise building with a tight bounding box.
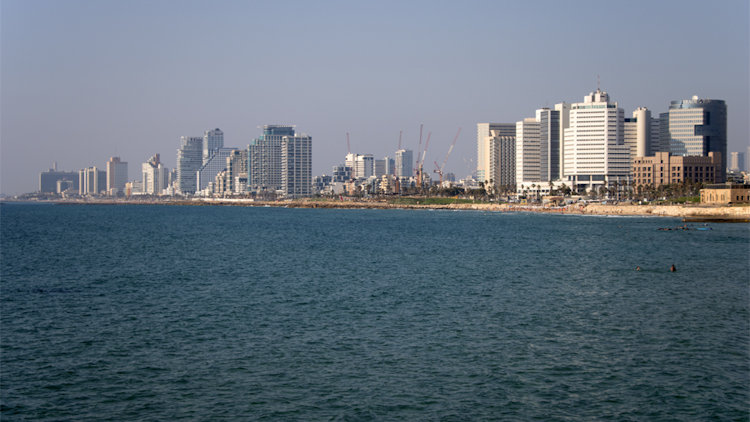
[700,183,750,204]
[632,152,720,187]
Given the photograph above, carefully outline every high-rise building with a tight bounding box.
[655,112,670,154]
[633,108,651,157]
[356,154,374,179]
[563,89,630,192]
[477,123,515,183]
[537,108,560,182]
[373,159,386,178]
[649,116,662,154]
[247,125,311,197]
[106,156,128,195]
[554,103,571,179]
[78,167,105,195]
[281,131,312,198]
[728,152,744,172]
[486,130,515,189]
[623,108,653,162]
[395,149,413,178]
[666,96,727,181]
[176,136,203,195]
[226,149,248,194]
[516,118,541,184]
[344,153,374,179]
[248,125,294,194]
[383,157,395,176]
[142,154,168,195]
[203,128,224,165]
[39,166,78,193]
[197,148,235,193]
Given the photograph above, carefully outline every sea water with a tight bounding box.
[1,203,748,420]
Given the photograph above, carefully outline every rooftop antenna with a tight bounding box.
[398,130,402,150]
[597,74,600,91]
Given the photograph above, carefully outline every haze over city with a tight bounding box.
[2,0,748,195]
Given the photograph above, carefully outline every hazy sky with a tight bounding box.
[2,0,749,195]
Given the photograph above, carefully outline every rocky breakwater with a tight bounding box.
[581,203,750,221]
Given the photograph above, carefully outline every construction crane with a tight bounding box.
[433,127,462,185]
[415,131,431,191]
[416,124,423,175]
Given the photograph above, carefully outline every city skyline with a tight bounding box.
[2,0,749,195]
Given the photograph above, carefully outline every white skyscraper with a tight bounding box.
[477,123,515,183]
[248,125,294,194]
[281,132,312,198]
[395,149,413,178]
[624,107,653,161]
[247,125,311,197]
[356,154,374,179]
[226,149,248,194]
[142,154,168,195]
[106,156,128,195]
[486,130,515,189]
[516,118,541,184]
[78,167,104,195]
[563,89,630,192]
[344,153,374,179]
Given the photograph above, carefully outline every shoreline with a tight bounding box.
[6,197,750,221]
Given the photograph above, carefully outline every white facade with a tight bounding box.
[142,154,168,195]
[624,118,638,161]
[395,149,413,178]
[563,89,630,191]
[477,123,515,183]
[106,156,128,195]
[624,107,652,161]
[78,167,103,195]
[516,118,541,183]
[281,134,312,198]
[248,125,294,194]
[345,153,374,179]
[226,149,248,194]
[356,155,373,179]
[487,131,515,189]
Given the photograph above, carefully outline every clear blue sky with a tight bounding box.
[2,0,748,195]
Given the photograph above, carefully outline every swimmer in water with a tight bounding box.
[636,266,641,271]
[670,264,676,272]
